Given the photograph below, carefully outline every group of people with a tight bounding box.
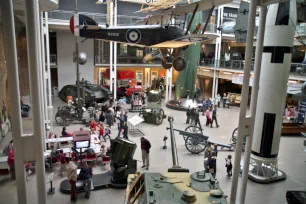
[204,143,233,178]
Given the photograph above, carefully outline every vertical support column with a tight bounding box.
[212,67,216,99]
[113,1,117,99]
[0,1,27,203]
[165,69,169,102]
[169,68,173,101]
[214,74,219,99]
[109,1,114,95]
[45,12,53,131]
[215,6,223,67]
[165,68,173,102]
[239,6,267,204]
[229,0,257,203]
[24,0,48,203]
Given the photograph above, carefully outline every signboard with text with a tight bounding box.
[298,100,306,123]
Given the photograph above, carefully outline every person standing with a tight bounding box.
[225,155,233,177]
[98,123,105,141]
[79,162,93,199]
[209,152,217,178]
[7,148,15,179]
[204,142,212,173]
[67,159,78,202]
[211,107,219,128]
[202,99,206,116]
[186,106,191,124]
[105,110,113,128]
[217,94,221,108]
[222,93,227,108]
[205,108,211,126]
[116,107,122,130]
[140,137,151,170]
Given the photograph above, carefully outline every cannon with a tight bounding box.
[166,127,209,154]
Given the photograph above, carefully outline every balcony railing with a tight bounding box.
[95,55,161,65]
[199,58,306,77]
[47,10,145,25]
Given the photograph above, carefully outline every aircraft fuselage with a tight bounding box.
[80,26,184,47]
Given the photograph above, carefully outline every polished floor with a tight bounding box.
[0,97,305,204]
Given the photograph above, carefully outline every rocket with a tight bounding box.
[251,0,296,160]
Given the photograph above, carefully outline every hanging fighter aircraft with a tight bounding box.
[70,0,232,71]
[217,1,250,43]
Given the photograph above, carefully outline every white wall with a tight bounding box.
[57,31,94,90]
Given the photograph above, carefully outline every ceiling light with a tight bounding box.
[238,74,244,76]
[288,80,297,84]
[223,72,232,75]
[203,69,211,72]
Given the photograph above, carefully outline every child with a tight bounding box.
[225,155,233,177]
[100,144,106,166]
[59,150,67,176]
[99,123,104,141]
[213,144,218,157]
[104,125,111,141]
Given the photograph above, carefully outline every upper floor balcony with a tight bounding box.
[199,58,306,81]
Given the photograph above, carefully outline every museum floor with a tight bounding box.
[0,97,305,204]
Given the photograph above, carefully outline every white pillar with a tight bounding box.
[212,68,216,99]
[109,2,114,95]
[239,6,267,204]
[165,70,169,102]
[229,0,257,203]
[169,68,173,100]
[215,6,223,67]
[113,2,117,99]
[215,75,219,99]
[24,0,48,203]
[45,12,53,131]
[0,1,28,203]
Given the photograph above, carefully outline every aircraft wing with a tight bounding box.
[137,14,171,25]
[153,0,233,16]
[120,0,160,5]
[150,34,218,48]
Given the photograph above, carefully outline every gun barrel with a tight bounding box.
[168,116,179,167]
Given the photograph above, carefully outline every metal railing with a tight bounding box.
[47,10,145,25]
[95,55,161,64]
[199,58,306,77]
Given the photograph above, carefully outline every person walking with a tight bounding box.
[98,123,105,141]
[217,94,221,108]
[211,106,219,128]
[186,106,191,124]
[140,137,151,170]
[7,147,15,179]
[67,159,78,202]
[116,107,122,130]
[204,142,212,173]
[79,162,93,199]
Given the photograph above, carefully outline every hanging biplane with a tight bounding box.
[70,0,233,71]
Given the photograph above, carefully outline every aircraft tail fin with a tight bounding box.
[70,14,99,37]
[234,1,250,44]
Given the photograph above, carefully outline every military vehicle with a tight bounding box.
[125,117,228,203]
[58,80,111,106]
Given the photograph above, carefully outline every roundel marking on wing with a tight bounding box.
[126,29,141,44]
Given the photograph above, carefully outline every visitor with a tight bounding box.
[108,96,114,107]
[216,94,221,108]
[90,119,97,132]
[209,152,217,178]
[98,123,105,141]
[222,93,227,108]
[116,107,122,130]
[202,99,207,116]
[67,159,78,202]
[186,106,191,124]
[140,137,151,170]
[117,114,125,137]
[104,125,111,140]
[206,98,212,110]
[100,144,106,165]
[59,149,67,176]
[62,127,70,136]
[124,111,128,122]
[99,111,105,122]
[7,147,15,179]
[79,162,93,199]
[213,144,218,157]
[225,155,233,177]
[211,106,219,128]
[48,132,56,150]
[204,142,212,173]
[105,110,113,128]
[205,108,211,126]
